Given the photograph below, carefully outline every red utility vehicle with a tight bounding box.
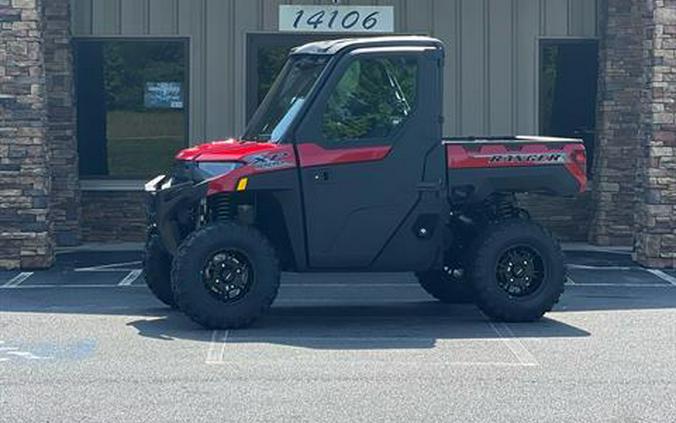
[145,36,587,329]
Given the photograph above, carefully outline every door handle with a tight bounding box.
[416,180,442,192]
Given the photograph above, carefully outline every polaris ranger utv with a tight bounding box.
[144,36,587,329]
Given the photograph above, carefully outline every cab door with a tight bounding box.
[294,47,446,270]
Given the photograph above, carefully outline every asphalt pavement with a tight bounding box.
[1,246,675,422]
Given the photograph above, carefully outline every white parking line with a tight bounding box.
[205,330,229,364]
[485,319,539,367]
[566,282,672,288]
[0,284,146,289]
[2,272,34,288]
[74,261,142,272]
[117,269,143,286]
[645,269,676,287]
[567,264,637,271]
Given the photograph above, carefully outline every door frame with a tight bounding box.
[293,46,445,270]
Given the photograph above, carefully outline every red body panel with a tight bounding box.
[204,143,296,195]
[176,138,586,195]
[178,139,393,195]
[446,142,587,192]
[176,139,281,162]
[296,143,391,167]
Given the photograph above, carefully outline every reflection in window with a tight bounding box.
[74,40,188,179]
[322,56,418,142]
[245,55,328,142]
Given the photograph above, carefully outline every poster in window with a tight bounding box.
[144,82,184,109]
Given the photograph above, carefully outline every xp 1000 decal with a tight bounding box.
[247,152,293,170]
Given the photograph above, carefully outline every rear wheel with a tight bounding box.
[143,233,176,308]
[469,220,565,322]
[172,222,280,329]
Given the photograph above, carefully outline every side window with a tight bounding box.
[322,56,418,143]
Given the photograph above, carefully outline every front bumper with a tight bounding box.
[145,175,208,253]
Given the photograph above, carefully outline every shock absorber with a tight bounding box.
[209,193,233,221]
[479,193,520,222]
[495,194,517,219]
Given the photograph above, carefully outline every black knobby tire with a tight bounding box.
[143,233,176,308]
[416,270,474,304]
[469,219,565,322]
[171,222,280,329]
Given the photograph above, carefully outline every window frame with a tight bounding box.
[72,35,191,190]
[294,49,423,150]
[536,37,599,133]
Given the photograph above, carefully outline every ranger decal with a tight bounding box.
[486,153,567,164]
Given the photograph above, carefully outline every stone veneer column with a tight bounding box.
[0,0,54,269]
[589,0,643,246]
[634,0,676,268]
[43,0,80,246]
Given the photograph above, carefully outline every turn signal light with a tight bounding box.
[236,177,248,191]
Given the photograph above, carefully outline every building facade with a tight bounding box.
[0,0,674,268]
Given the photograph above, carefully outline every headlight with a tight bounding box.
[195,162,243,178]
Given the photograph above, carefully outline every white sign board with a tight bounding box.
[279,5,394,33]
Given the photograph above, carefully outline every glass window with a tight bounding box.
[74,39,188,179]
[539,40,598,177]
[244,55,329,142]
[256,45,293,107]
[322,56,418,143]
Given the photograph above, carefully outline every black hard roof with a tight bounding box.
[290,36,444,56]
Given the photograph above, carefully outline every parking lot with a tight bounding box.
[1,246,675,422]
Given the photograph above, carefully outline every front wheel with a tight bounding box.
[469,220,565,322]
[143,233,176,308]
[172,222,280,329]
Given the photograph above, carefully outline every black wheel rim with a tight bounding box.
[201,250,253,303]
[496,245,545,297]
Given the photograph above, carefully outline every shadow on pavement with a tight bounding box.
[5,284,676,350]
[124,302,591,350]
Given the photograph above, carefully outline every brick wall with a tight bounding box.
[634,0,676,268]
[517,193,592,242]
[589,0,643,246]
[81,191,146,242]
[43,0,80,246]
[0,0,54,269]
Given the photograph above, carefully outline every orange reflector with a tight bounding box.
[236,177,248,191]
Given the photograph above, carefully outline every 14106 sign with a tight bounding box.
[279,5,394,33]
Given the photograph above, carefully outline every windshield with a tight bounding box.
[244,55,329,143]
